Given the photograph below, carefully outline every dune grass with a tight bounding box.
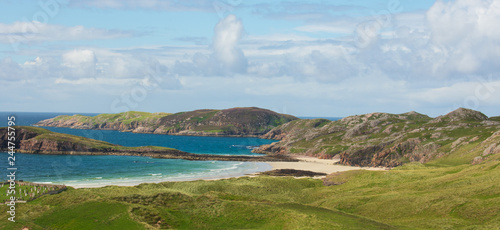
[1,153,498,230]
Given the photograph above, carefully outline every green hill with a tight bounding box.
[35,107,298,137]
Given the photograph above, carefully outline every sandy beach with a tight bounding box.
[67,157,386,188]
[264,157,387,177]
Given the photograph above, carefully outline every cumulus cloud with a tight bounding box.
[245,0,500,83]
[173,14,247,76]
[2,48,181,92]
[425,0,500,76]
[212,14,247,74]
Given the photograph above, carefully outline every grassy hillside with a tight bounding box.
[53,111,172,125]
[1,130,499,229]
[36,107,298,137]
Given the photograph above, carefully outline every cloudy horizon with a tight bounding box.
[1,0,499,117]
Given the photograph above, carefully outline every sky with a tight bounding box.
[1,0,499,117]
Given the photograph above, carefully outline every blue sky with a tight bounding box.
[1,0,499,117]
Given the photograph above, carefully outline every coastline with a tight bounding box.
[64,157,386,188]
[60,162,272,189]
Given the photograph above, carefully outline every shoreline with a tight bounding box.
[53,162,273,189]
[263,157,387,178]
[59,157,387,189]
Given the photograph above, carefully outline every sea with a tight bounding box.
[0,112,281,188]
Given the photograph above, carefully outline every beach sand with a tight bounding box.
[264,157,387,177]
[69,157,386,188]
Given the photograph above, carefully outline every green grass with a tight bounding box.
[3,132,500,229]
[35,201,143,230]
[1,151,499,229]
[51,111,173,126]
[0,177,396,229]
[2,114,499,229]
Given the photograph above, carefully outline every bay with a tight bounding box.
[0,112,274,187]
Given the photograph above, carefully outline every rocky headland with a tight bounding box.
[253,108,500,167]
[34,107,298,137]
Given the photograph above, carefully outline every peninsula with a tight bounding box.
[35,107,298,137]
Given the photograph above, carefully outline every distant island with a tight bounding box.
[35,107,298,137]
[0,126,296,162]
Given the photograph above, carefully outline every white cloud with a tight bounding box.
[212,14,247,74]
[3,0,500,117]
[2,47,181,92]
[62,49,97,78]
[0,57,24,81]
[0,21,131,44]
[173,14,248,76]
[426,0,500,75]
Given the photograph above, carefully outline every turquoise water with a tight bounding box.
[0,153,271,187]
[0,112,275,187]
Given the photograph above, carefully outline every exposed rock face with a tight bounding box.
[0,127,298,162]
[254,108,499,167]
[35,107,298,137]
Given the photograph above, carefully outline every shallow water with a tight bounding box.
[0,112,275,187]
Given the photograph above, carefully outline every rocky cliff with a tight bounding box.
[35,107,298,137]
[254,108,500,167]
[0,126,297,162]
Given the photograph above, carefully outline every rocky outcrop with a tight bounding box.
[255,108,499,167]
[430,107,488,123]
[0,127,298,162]
[35,107,298,137]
